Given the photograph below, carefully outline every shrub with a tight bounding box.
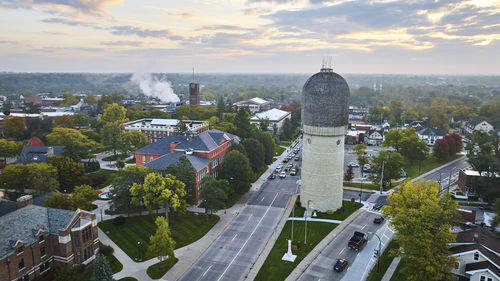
[100,244,114,256]
[326,209,334,215]
[84,160,100,173]
[113,216,126,226]
[91,176,107,187]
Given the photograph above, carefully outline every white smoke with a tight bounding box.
[131,73,180,103]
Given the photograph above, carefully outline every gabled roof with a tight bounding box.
[144,153,210,171]
[418,127,446,137]
[455,228,500,254]
[249,97,269,104]
[250,108,290,122]
[15,145,65,164]
[0,205,76,259]
[468,118,486,127]
[134,135,186,155]
[465,261,500,279]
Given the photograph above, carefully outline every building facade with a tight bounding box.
[122,119,209,144]
[0,196,99,281]
[134,129,239,205]
[233,97,271,114]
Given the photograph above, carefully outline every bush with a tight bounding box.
[113,216,126,226]
[84,160,100,173]
[326,209,334,215]
[100,244,114,256]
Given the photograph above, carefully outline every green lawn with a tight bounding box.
[102,153,130,161]
[126,157,136,164]
[292,200,363,220]
[98,212,219,260]
[85,169,119,189]
[343,181,380,190]
[147,257,179,279]
[389,258,408,281]
[226,192,243,208]
[280,141,292,147]
[274,145,286,156]
[403,154,462,179]
[106,253,123,273]
[366,239,400,281]
[255,199,361,281]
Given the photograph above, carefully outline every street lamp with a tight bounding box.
[305,200,312,245]
[359,176,364,204]
[368,232,381,273]
[137,242,141,261]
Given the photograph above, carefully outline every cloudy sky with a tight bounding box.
[0,0,499,74]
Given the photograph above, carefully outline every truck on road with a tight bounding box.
[348,231,368,251]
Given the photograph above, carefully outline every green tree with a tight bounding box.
[54,115,75,128]
[492,198,500,227]
[84,93,98,105]
[429,111,450,132]
[175,120,188,135]
[383,180,460,281]
[46,128,101,160]
[234,108,251,139]
[242,138,265,172]
[383,127,429,164]
[74,113,90,128]
[26,163,59,195]
[90,254,115,281]
[119,130,147,155]
[368,150,404,190]
[130,173,186,225]
[219,150,252,194]
[146,216,175,261]
[354,143,369,176]
[48,156,85,192]
[43,192,74,210]
[60,92,79,106]
[0,139,22,162]
[258,118,271,132]
[199,176,230,215]
[479,101,500,129]
[3,116,26,140]
[165,156,195,207]
[256,131,274,165]
[389,100,404,124]
[228,143,247,156]
[111,166,152,216]
[0,164,29,193]
[101,122,123,157]
[80,128,101,143]
[72,184,99,210]
[98,103,128,124]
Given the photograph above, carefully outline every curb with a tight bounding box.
[413,156,465,182]
[285,208,364,281]
[244,194,299,281]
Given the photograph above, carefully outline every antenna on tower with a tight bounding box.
[192,67,195,82]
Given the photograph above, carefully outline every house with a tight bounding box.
[366,129,384,146]
[461,119,495,140]
[233,97,271,114]
[250,108,291,133]
[458,169,499,197]
[15,146,64,164]
[0,195,99,281]
[417,127,446,146]
[450,227,500,281]
[122,119,209,144]
[134,129,239,205]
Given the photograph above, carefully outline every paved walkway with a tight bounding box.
[287,217,343,224]
[381,256,401,281]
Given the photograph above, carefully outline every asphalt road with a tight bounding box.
[296,211,386,281]
[419,156,469,189]
[178,164,299,281]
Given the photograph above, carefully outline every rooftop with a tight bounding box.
[250,108,290,122]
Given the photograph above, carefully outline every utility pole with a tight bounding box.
[291,205,294,241]
[379,162,384,194]
[304,209,307,244]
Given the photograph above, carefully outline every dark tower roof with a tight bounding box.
[302,67,350,128]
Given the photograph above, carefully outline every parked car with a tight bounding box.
[280,171,286,178]
[374,216,384,224]
[99,191,112,200]
[275,167,282,173]
[362,164,371,173]
[349,162,359,167]
[372,203,383,211]
[334,258,348,272]
[268,173,276,180]
[290,169,297,176]
[295,156,300,161]
[283,158,289,163]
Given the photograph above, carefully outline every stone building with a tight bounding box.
[300,67,350,212]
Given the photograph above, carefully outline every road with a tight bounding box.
[419,156,469,189]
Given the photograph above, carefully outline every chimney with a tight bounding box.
[16,195,33,209]
[47,146,54,157]
[170,142,179,153]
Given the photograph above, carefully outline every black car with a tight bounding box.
[374,216,384,224]
[372,203,383,211]
[334,258,348,272]
[268,173,276,180]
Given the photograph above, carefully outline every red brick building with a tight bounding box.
[0,196,99,281]
[134,129,239,205]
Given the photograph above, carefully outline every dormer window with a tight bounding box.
[17,246,24,254]
[39,235,44,243]
[473,252,479,261]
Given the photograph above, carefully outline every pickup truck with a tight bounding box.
[348,231,368,251]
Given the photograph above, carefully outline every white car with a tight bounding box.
[99,191,112,200]
[280,172,286,178]
[349,163,359,167]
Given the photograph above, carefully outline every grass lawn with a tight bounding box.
[389,258,408,281]
[226,192,244,208]
[147,257,179,279]
[126,157,136,164]
[292,200,363,220]
[280,141,292,147]
[403,154,462,179]
[254,199,361,281]
[343,181,380,190]
[106,253,123,273]
[274,145,286,156]
[102,153,130,161]
[366,239,400,281]
[98,212,219,260]
[118,278,138,281]
[85,169,119,189]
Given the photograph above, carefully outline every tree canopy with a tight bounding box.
[46,127,101,160]
[199,176,230,214]
[219,150,252,194]
[146,216,175,261]
[48,156,85,192]
[368,150,405,189]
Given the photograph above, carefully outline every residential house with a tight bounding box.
[417,127,446,146]
[450,227,500,281]
[0,195,99,281]
[233,97,271,114]
[458,169,499,197]
[461,119,495,140]
[122,119,209,144]
[366,128,384,146]
[15,146,64,164]
[250,108,291,133]
[134,129,239,204]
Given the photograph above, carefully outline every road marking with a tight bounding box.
[216,192,279,281]
[231,234,237,242]
[201,264,213,277]
[361,223,367,230]
[339,247,346,255]
[261,196,265,201]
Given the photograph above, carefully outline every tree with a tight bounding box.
[146,216,175,261]
[84,93,98,105]
[60,92,79,106]
[111,166,152,216]
[164,156,195,207]
[25,163,59,195]
[199,176,230,215]
[234,108,251,139]
[219,150,252,194]
[279,118,295,140]
[90,254,115,281]
[479,101,500,129]
[54,115,74,128]
[174,120,188,135]
[368,150,404,189]
[228,143,247,156]
[120,130,147,155]
[0,139,22,162]
[48,156,85,192]
[130,173,186,225]
[256,131,274,165]
[46,128,101,160]
[74,113,90,128]
[492,198,500,228]
[383,180,460,281]
[344,165,354,181]
[101,122,123,157]
[3,116,26,139]
[80,128,101,143]
[98,103,128,124]
[388,100,404,124]
[354,143,369,176]
[72,184,99,210]
[430,111,450,132]
[242,138,265,172]
[258,118,271,132]
[433,138,450,160]
[43,192,74,210]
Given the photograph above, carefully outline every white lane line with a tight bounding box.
[202,264,213,277]
[216,192,279,281]
[261,196,265,201]
[339,247,346,255]
[231,234,237,242]
[361,223,368,230]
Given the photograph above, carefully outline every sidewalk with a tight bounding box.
[381,256,401,281]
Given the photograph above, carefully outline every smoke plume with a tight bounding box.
[131,73,180,103]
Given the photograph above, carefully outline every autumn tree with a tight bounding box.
[433,138,450,160]
[199,176,230,215]
[430,111,450,132]
[46,128,101,160]
[48,156,85,192]
[0,139,22,162]
[119,130,147,156]
[54,115,74,128]
[383,180,460,281]
[146,216,175,262]
[3,116,26,140]
[344,165,354,181]
[219,150,252,194]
